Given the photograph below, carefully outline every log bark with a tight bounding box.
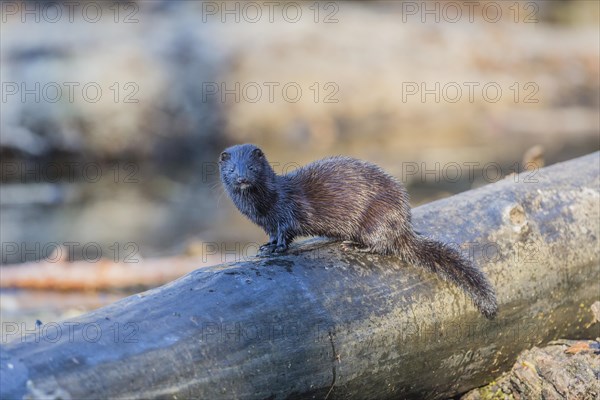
[1,153,599,400]
[461,336,600,399]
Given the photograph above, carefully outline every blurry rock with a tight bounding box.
[1,2,226,161]
[1,1,598,165]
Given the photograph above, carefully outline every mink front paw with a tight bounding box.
[259,242,277,253]
[258,245,277,256]
[258,243,287,255]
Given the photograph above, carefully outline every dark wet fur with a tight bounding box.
[219,144,498,318]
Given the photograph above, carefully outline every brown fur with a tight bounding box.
[220,144,498,318]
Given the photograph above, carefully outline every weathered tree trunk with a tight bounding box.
[1,153,599,400]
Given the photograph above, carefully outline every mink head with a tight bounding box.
[219,144,274,192]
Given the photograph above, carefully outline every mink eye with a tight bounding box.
[219,152,230,162]
[252,148,263,158]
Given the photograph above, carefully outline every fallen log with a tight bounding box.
[1,152,599,400]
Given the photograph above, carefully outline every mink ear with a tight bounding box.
[219,152,230,162]
[252,148,264,158]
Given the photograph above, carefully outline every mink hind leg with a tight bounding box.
[340,241,373,253]
[355,218,408,256]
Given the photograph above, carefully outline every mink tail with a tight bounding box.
[398,235,498,319]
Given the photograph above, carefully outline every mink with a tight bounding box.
[219,143,498,318]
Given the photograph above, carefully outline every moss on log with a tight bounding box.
[1,153,599,400]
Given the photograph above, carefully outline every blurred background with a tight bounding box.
[1,1,599,335]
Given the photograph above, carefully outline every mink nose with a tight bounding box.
[236,177,249,185]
